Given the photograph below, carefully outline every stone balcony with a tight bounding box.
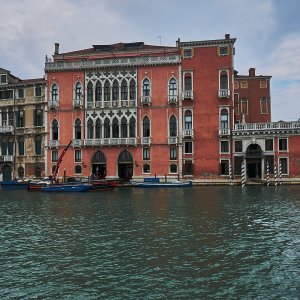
[73,99,83,108]
[233,122,300,135]
[48,100,59,109]
[168,95,178,104]
[49,140,59,148]
[219,128,231,136]
[84,138,137,146]
[182,90,194,100]
[1,155,14,162]
[183,129,194,138]
[141,137,151,145]
[0,125,14,133]
[141,96,151,105]
[72,139,83,147]
[218,89,230,98]
[168,137,178,144]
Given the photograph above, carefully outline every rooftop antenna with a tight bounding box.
[157,35,162,45]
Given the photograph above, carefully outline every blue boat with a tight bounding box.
[0,181,29,190]
[130,178,192,188]
[41,183,92,192]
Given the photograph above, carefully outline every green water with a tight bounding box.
[0,186,299,299]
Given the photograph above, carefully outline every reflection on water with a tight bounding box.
[0,186,299,299]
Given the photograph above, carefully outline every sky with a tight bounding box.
[1,0,300,121]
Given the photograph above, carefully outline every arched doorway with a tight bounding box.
[3,165,12,181]
[18,166,24,179]
[246,144,263,179]
[91,150,107,179]
[118,150,133,181]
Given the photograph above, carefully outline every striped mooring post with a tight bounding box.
[274,161,278,187]
[241,162,246,187]
[229,160,233,186]
[279,161,283,185]
[266,161,270,186]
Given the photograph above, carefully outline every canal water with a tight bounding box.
[0,186,299,299]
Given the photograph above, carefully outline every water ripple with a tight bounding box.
[0,186,299,299]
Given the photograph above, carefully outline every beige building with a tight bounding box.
[0,68,46,181]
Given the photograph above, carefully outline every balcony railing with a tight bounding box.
[87,102,94,108]
[183,129,194,138]
[233,122,300,134]
[72,139,82,147]
[182,90,194,100]
[0,125,14,133]
[129,100,136,107]
[218,89,230,98]
[219,128,231,136]
[168,95,178,104]
[73,99,83,108]
[49,140,59,148]
[2,155,14,162]
[45,55,180,71]
[84,138,137,146]
[141,137,151,145]
[168,137,178,144]
[48,100,59,109]
[141,96,151,105]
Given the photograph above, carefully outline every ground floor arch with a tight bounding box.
[246,143,263,179]
[91,150,107,179]
[2,164,12,181]
[117,150,133,181]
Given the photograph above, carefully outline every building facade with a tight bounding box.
[40,34,300,183]
[0,68,46,181]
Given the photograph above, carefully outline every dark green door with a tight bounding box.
[3,165,12,181]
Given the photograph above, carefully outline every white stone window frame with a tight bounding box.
[278,137,288,152]
[220,139,230,154]
[278,157,289,175]
[0,73,8,84]
[50,82,59,102]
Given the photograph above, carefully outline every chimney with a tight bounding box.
[249,68,256,77]
[225,33,230,40]
[54,43,60,55]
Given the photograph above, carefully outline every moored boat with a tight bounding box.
[0,180,29,190]
[41,183,92,192]
[130,178,192,188]
[90,180,119,191]
[27,181,51,191]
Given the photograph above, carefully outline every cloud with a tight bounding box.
[264,33,300,81]
[0,0,135,77]
[271,80,300,121]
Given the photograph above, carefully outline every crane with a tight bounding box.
[51,140,72,182]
